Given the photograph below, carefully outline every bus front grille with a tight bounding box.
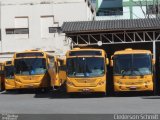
[75,79,96,83]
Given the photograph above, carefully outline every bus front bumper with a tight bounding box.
[15,81,47,89]
[66,84,106,93]
[114,83,153,92]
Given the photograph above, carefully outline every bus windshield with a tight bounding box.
[5,66,14,79]
[67,57,105,77]
[15,58,46,75]
[114,54,152,76]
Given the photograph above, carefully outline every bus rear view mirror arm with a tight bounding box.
[110,60,113,67]
[152,59,155,65]
[106,58,109,65]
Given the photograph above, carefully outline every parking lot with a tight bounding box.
[0,91,160,114]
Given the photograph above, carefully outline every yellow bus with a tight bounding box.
[0,62,5,91]
[48,55,66,90]
[13,49,51,91]
[53,56,66,90]
[66,48,109,96]
[4,60,15,91]
[110,48,155,93]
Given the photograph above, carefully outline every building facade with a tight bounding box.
[0,0,95,61]
[91,0,159,20]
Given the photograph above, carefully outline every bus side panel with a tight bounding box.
[5,79,16,90]
[48,63,56,88]
[59,70,66,85]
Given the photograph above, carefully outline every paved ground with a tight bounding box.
[0,91,160,114]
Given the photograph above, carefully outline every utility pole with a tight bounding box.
[157,0,160,17]
[153,0,158,18]
[129,0,133,19]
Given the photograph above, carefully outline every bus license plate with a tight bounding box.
[26,85,33,88]
[130,86,136,90]
[82,88,91,92]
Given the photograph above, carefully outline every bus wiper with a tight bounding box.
[73,72,76,76]
[132,67,144,78]
[121,69,128,77]
[121,68,134,77]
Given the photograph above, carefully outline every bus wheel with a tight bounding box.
[0,83,4,92]
[0,83,2,92]
[0,87,2,92]
[103,92,107,97]
[97,92,106,97]
[41,88,50,93]
[68,93,76,98]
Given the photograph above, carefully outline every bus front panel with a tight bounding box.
[113,54,153,92]
[114,75,153,92]
[14,58,50,89]
[66,57,106,93]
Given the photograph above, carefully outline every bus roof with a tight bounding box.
[114,48,152,55]
[66,48,106,57]
[14,49,46,58]
[16,49,44,54]
[68,48,105,52]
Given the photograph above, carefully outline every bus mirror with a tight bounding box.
[58,62,60,66]
[152,59,155,65]
[110,60,113,67]
[106,58,109,65]
[47,58,50,64]
[63,59,66,65]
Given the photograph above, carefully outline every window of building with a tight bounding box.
[6,17,29,39]
[146,5,160,15]
[15,17,29,38]
[49,27,61,33]
[41,16,55,38]
[97,7,123,16]
[90,0,96,3]
[6,28,29,34]
[15,17,29,28]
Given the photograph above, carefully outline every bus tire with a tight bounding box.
[97,92,106,97]
[0,85,2,92]
[68,93,76,98]
[41,88,50,93]
[0,82,4,92]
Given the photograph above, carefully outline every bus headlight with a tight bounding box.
[144,81,150,85]
[144,81,151,88]
[117,81,122,85]
[67,81,74,86]
[98,81,105,85]
[16,79,21,83]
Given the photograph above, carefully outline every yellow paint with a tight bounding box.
[4,60,16,90]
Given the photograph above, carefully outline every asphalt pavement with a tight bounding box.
[0,91,160,114]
